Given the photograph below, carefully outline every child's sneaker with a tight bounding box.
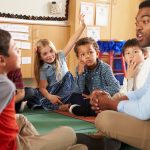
[69,104,88,116]
[19,101,27,112]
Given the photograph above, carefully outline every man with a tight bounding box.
[77,1,150,150]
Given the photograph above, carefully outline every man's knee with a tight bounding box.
[58,126,77,144]
[95,111,117,132]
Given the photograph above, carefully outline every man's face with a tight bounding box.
[136,7,150,47]
[5,39,20,72]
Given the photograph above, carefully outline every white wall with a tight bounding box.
[0,0,67,17]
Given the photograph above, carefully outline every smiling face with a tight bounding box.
[124,46,144,65]
[136,7,150,47]
[77,44,99,69]
[39,45,56,64]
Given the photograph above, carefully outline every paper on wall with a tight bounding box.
[87,26,100,41]
[96,3,109,26]
[21,42,31,49]
[15,41,21,49]
[80,2,94,25]
[0,24,29,33]
[21,57,31,64]
[15,41,31,50]
[10,32,29,41]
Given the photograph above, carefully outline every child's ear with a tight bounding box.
[0,55,6,67]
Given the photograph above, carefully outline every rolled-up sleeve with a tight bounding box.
[0,76,15,113]
[75,73,86,93]
[102,64,120,96]
[118,87,150,120]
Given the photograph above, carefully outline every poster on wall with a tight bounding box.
[0,24,29,33]
[96,3,109,26]
[80,2,94,26]
[87,27,100,41]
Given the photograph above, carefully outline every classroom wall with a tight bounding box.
[67,0,141,75]
[0,0,142,77]
[0,0,68,18]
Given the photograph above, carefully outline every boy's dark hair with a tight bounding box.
[0,29,11,57]
[122,38,142,55]
[74,37,99,57]
[139,0,150,9]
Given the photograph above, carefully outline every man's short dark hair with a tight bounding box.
[74,37,99,57]
[0,29,11,56]
[122,38,143,55]
[139,0,150,9]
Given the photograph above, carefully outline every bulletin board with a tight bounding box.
[0,23,34,78]
[0,0,69,22]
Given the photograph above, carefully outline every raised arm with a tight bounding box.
[64,14,86,57]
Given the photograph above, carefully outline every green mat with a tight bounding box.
[23,109,96,134]
[22,109,139,150]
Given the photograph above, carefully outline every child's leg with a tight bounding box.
[16,114,39,136]
[24,87,35,100]
[17,126,84,150]
[26,88,43,109]
[15,87,37,112]
[69,93,96,116]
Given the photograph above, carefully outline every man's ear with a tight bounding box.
[0,55,6,67]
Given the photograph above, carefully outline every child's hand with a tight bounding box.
[47,94,63,105]
[80,14,86,27]
[77,60,85,74]
[59,104,70,111]
[82,93,91,100]
[126,60,138,79]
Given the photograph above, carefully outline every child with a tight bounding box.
[69,37,120,116]
[27,15,86,111]
[7,68,35,113]
[113,38,150,99]
[0,29,87,150]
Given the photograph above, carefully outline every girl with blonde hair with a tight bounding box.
[27,15,86,111]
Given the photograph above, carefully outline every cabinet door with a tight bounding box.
[110,0,140,40]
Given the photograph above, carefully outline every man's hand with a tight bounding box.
[90,90,119,113]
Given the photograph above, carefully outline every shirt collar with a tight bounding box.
[84,59,101,73]
[42,63,55,69]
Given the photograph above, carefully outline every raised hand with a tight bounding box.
[80,14,86,27]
